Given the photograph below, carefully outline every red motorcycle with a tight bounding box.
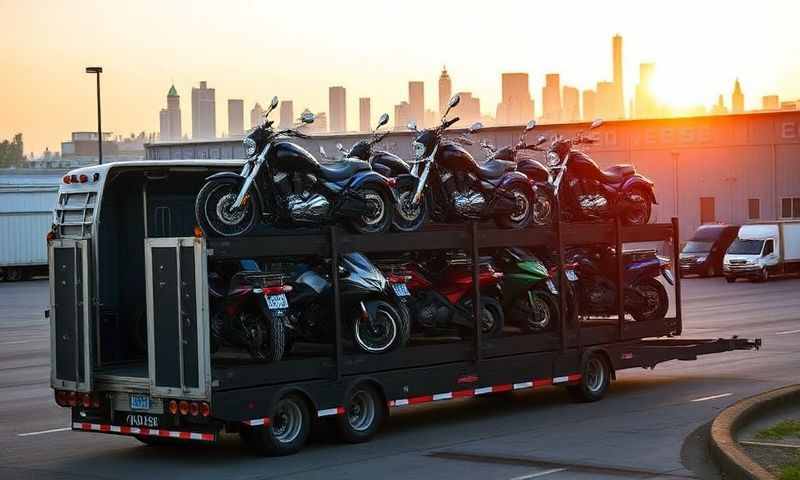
[379,253,505,338]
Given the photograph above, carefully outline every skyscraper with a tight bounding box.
[279,100,294,129]
[562,86,580,122]
[250,102,264,129]
[542,73,562,122]
[595,81,617,120]
[711,94,728,115]
[582,89,597,121]
[454,92,481,126]
[227,99,244,137]
[158,85,181,141]
[732,79,744,113]
[408,81,425,127]
[438,67,452,116]
[762,95,780,111]
[634,63,657,118]
[496,73,534,126]
[329,86,347,132]
[359,97,371,132]
[191,81,216,139]
[612,34,624,118]
[394,101,410,131]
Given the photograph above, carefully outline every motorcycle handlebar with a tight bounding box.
[441,116,460,130]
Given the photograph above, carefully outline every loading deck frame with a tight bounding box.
[198,218,759,426]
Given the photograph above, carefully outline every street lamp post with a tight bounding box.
[85,66,103,165]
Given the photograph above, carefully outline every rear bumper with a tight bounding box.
[72,421,216,442]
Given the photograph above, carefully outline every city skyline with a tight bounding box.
[3,0,800,154]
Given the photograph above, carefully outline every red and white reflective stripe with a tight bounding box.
[317,407,345,417]
[72,422,214,441]
[387,374,582,408]
[242,417,270,426]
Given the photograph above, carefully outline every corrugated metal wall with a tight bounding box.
[0,172,60,266]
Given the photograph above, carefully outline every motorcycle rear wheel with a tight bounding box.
[495,186,533,229]
[195,179,259,237]
[630,278,668,322]
[348,185,393,234]
[532,189,554,226]
[621,187,652,226]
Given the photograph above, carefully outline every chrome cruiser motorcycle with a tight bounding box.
[403,95,535,229]
[546,120,656,225]
[195,96,396,237]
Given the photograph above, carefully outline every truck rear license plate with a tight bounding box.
[130,394,151,411]
[266,294,289,310]
[392,283,410,297]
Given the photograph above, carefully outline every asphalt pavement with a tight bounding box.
[1,276,798,480]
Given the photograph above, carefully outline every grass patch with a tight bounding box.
[756,420,800,440]
[780,455,800,480]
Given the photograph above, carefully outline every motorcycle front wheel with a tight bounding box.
[352,299,408,353]
[532,189,555,226]
[195,179,259,237]
[495,186,533,229]
[630,278,668,322]
[392,177,429,232]
[348,185,393,235]
[511,289,559,332]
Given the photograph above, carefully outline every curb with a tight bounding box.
[709,384,800,480]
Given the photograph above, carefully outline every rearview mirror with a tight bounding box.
[467,122,483,134]
[300,111,315,124]
[270,96,279,109]
[525,120,536,131]
[590,118,603,129]
[535,135,547,146]
[448,95,461,108]
[407,120,418,131]
[377,113,389,128]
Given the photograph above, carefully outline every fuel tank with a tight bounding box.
[517,158,550,183]
[371,151,410,176]
[436,142,480,174]
[565,151,605,183]
[268,141,320,174]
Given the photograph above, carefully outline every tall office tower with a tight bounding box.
[227,99,244,137]
[359,97,371,132]
[191,81,216,139]
[496,73,534,126]
[582,89,597,121]
[732,79,744,113]
[329,86,347,132]
[762,95,780,110]
[408,81,425,127]
[542,73,562,122]
[711,94,728,115]
[279,100,294,129]
[595,81,617,120]
[634,63,657,118]
[438,67,452,116]
[158,85,182,141]
[562,86,580,122]
[394,101,410,131]
[250,102,264,129]
[612,34,624,118]
[454,92,481,126]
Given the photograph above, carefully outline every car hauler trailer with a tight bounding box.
[47,161,760,455]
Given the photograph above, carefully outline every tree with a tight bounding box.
[0,133,24,167]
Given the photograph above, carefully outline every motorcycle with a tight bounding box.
[208,260,289,362]
[480,120,554,225]
[195,96,396,237]
[563,246,673,322]
[493,248,560,332]
[545,119,656,225]
[285,252,409,354]
[402,94,536,230]
[378,252,505,338]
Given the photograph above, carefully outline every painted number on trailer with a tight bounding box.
[126,414,158,428]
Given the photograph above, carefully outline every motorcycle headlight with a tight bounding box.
[546,151,561,167]
[243,137,257,157]
[413,141,426,160]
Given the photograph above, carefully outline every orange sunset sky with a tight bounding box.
[2,0,800,156]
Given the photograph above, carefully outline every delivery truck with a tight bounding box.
[47,161,760,456]
[723,221,800,282]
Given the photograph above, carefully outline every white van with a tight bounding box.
[723,221,800,282]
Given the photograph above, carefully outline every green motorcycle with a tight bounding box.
[495,248,560,333]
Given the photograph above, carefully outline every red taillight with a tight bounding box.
[387,274,411,284]
[81,393,92,408]
[193,225,204,238]
[178,400,190,416]
[70,174,78,184]
[92,395,100,408]
[63,175,71,184]
[168,400,178,415]
[55,390,68,407]
[190,402,200,416]
[67,391,78,407]
[79,174,88,183]
[200,402,210,417]
[263,285,292,295]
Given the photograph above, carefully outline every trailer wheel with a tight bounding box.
[567,353,611,402]
[336,383,386,443]
[246,393,311,456]
[5,268,22,282]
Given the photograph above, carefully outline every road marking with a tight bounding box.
[17,427,71,437]
[691,393,732,402]
[0,340,40,345]
[776,329,800,335]
[509,468,567,480]
[741,440,800,449]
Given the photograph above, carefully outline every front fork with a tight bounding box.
[411,161,430,206]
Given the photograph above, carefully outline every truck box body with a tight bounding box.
[723,221,800,281]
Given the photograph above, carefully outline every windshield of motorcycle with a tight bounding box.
[340,253,387,290]
[682,241,713,254]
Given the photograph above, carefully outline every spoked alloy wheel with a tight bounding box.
[495,187,533,229]
[458,296,504,337]
[513,290,558,332]
[350,186,392,234]
[630,278,668,322]
[532,191,554,225]
[336,383,386,443]
[622,188,651,226]
[393,185,429,232]
[195,180,258,237]
[353,301,402,353]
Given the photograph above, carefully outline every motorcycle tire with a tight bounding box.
[457,295,504,338]
[495,185,533,229]
[532,189,555,226]
[630,277,668,322]
[621,187,652,226]
[513,289,559,333]
[348,184,393,235]
[352,299,406,353]
[392,177,429,232]
[195,178,259,237]
[262,316,287,363]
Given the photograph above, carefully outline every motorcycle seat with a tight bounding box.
[475,159,515,180]
[601,164,635,183]
[318,159,371,180]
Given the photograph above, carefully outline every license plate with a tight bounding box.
[565,270,578,281]
[546,279,558,294]
[266,293,289,310]
[129,394,151,411]
[392,283,410,297]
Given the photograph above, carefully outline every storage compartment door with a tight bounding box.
[49,239,92,392]
[145,237,210,399]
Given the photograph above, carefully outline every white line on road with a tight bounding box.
[509,468,567,480]
[0,340,40,345]
[776,329,800,335]
[741,440,800,449]
[17,427,71,437]
[691,393,732,402]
